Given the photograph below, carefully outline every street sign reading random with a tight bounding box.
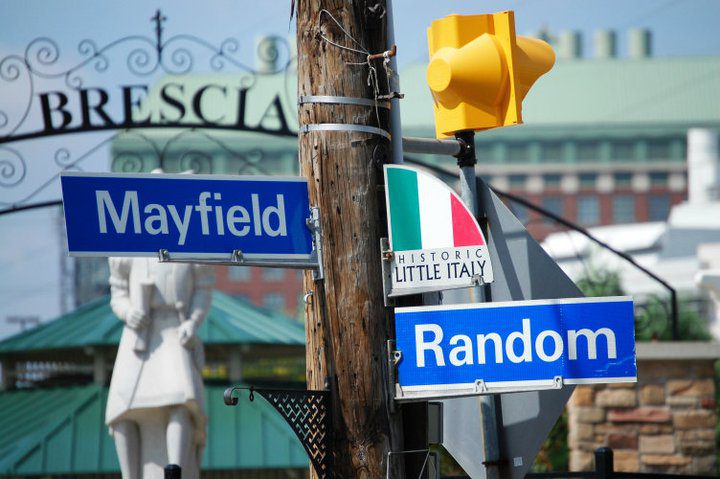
[60,172,315,264]
[383,165,494,297]
[394,296,636,401]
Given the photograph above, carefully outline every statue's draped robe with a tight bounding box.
[105,257,214,450]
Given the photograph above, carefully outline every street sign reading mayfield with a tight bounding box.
[394,296,637,401]
[382,165,493,297]
[60,172,316,266]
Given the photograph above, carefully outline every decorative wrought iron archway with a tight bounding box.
[0,9,298,214]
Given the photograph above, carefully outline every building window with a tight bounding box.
[542,197,563,225]
[614,172,633,188]
[263,293,286,311]
[648,140,671,161]
[541,143,563,162]
[577,196,600,225]
[507,144,529,163]
[262,268,286,281]
[577,142,599,162]
[476,143,495,162]
[612,195,635,224]
[648,195,670,221]
[509,174,527,189]
[613,141,635,161]
[579,173,597,189]
[228,267,252,282]
[543,174,562,189]
[649,172,669,187]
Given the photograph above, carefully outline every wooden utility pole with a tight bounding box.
[297,1,401,478]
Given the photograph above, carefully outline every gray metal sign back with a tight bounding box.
[440,179,582,479]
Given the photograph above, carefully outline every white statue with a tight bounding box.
[106,257,214,479]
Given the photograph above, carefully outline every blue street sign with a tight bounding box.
[394,296,636,401]
[61,172,315,263]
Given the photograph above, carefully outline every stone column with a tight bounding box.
[568,342,720,474]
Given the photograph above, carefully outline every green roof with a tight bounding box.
[0,385,308,475]
[0,291,305,354]
[398,56,720,136]
[118,55,720,144]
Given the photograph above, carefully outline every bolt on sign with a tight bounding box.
[381,165,494,298]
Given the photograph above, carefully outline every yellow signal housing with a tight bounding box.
[427,11,555,138]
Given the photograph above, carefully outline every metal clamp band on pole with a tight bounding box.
[300,123,391,140]
[298,95,391,110]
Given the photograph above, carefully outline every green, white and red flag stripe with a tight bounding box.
[384,165,487,252]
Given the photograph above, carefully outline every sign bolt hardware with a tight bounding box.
[305,207,324,281]
[231,250,244,264]
[303,291,314,305]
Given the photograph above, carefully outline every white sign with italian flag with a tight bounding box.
[383,165,493,296]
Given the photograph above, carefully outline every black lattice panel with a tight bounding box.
[224,387,333,479]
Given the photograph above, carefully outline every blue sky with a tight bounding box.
[0,0,718,338]
[3,1,720,64]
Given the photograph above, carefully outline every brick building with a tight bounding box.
[214,266,303,318]
[73,31,720,315]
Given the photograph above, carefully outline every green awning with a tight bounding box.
[0,291,305,354]
[0,384,308,475]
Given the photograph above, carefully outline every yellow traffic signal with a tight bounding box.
[427,11,555,138]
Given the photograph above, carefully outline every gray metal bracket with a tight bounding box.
[155,207,324,277]
[394,375,567,402]
[306,206,324,281]
[380,238,394,307]
[386,340,400,413]
[224,386,333,479]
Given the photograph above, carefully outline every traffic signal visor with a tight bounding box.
[427,11,555,138]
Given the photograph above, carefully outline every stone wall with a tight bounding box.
[567,342,720,474]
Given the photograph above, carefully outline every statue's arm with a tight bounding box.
[108,257,132,322]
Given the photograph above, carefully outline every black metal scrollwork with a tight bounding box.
[0,9,297,213]
[0,10,291,136]
[110,129,275,175]
[225,386,333,479]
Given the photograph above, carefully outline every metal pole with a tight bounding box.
[671,289,679,340]
[595,447,614,479]
[164,464,181,479]
[453,130,501,479]
[402,136,466,156]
